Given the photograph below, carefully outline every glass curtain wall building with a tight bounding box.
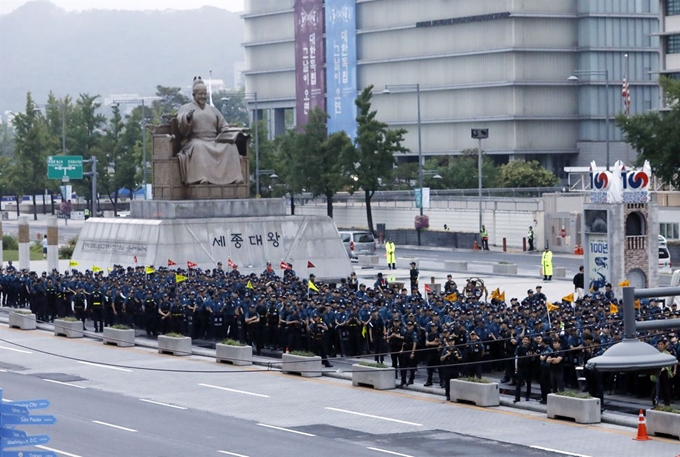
[242,0,660,175]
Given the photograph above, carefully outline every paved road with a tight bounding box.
[1,326,679,457]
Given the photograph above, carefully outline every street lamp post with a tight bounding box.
[471,129,489,246]
[568,69,610,170]
[112,99,147,197]
[382,84,423,244]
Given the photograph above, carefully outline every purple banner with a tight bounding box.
[294,0,326,129]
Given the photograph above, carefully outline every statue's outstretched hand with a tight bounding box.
[186,109,195,122]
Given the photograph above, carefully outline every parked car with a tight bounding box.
[338,230,376,259]
[660,246,672,273]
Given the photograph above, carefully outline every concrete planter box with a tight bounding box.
[157,335,192,356]
[9,312,36,330]
[216,343,252,366]
[449,379,500,407]
[547,394,601,424]
[357,255,379,266]
[281,353,322,377]
[444,260,467,271]
[53,319,84,338]
[352,364,396,390]
[646,409,680,439]
[493,263,517,275]
[103,327,135,347]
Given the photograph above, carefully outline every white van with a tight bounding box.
[659,235,672,273]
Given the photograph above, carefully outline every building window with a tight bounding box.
[668,72,680,80]
[668,35,680,54]
[660,222,679,240]
[668,0,680,16]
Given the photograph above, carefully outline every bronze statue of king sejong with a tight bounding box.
[176,76,244,185]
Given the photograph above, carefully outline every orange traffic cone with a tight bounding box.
[574,245,580,255]
[473,240,479,250]
[633,409,651,441]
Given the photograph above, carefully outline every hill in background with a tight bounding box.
[0,0,245,112]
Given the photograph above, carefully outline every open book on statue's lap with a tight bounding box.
[215,131,236,143]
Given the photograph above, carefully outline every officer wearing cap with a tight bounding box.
[409,262,419,292]
[534,285,546,303]
[386,319,404,377]
[400,321,418,386]
[158,293,172,334]
[440,336,463,400]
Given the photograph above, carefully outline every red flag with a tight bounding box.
[167,259,176,266]
[307,261,315,268]
[133,255,138,264]
[187,261,197,268]
[228,258,236,268]
[425,284,432,293]
[280,261,289,270]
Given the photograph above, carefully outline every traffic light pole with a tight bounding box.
[84,157,97,218]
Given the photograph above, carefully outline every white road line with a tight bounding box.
[256,423,316,437]
[199,383,270,398]
[0,369,7,372]
[92,420,138,432]
[325,407,422,426]
[36,445,83,457]
[530,445,593,457]
[2,398,13,402]
[43,379,86,389]
[78,361,132,372]
[367,447,414,457]
[0,346,32,354]
[217,451,250,457]
[140,399,187,410]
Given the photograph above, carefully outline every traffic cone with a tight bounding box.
[574,245,579,255]
[473,240,478,250]
[633,409,651,441]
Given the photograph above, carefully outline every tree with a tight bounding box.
[99,104,126,214]
[421,151,502,190]
[10,92,52,219]
[151,85,189,121]
[500,160,559,188]
[270,129,306,214]
[293,107,351,218]
[616,77,680,187]
[116,107,146,199]
[344,85,407,234]
[69,94,106,207]
[214,90,250,126]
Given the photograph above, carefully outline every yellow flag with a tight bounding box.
[308,280,319,292]
[145,266,155,274]
[69,260,79,267]
[618,279,630,287]
[546,302,559,312]
[490,288,500,300]
[562,293,574,303]
[609,303,619,314]
[499,291,505,302]
[92,266,103,273]
[175,274,188,283]
[107,267,112,272]
[361,326,367,338]
[246,280,255,290]
[445,292,458,302]
[634,299,640,309]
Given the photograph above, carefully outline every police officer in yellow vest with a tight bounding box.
[542,246,553,281]
[385,239,396,270]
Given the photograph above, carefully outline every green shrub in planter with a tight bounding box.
[60,317,80,322]
[460,376,492,383]
[13,309,33,315]
[3,235,18,251]
[358,361,388,369]
[555,390,592,399]
[289,350,315,357]
[111,324,132,330]
[654,405,680,414]
[221,338,246,346]
[164,332,185,338]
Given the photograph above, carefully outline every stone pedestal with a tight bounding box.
[547,393,600,424]
[54,319,84,338]
[281,353,322,377]
[216,343,252,366]
[157,335,192,356]
[9,311,36,330]
[103,327,135,347]
[449,379,499,407]
[351,365,396,390]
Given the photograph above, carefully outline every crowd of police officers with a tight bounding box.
[1,262,678,404]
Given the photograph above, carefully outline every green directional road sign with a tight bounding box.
[47,155,83,180]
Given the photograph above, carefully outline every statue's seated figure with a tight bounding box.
[167,76,248,186]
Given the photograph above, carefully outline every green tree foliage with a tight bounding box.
[292,108,351,218]
[421,150,502,190]
[616,77,680,187]
[344,86,407,234]
[499,160,559,188]
[9,93,51,219]
[151,85,189,121]
[213,90,250,126]
[69,94,106,204]
[269,129,306,214]
[0,120,14,159]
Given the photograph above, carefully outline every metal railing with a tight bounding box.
[625,235,646,250]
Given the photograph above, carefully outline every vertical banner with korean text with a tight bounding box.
[295,0,326,129]
[325,0,357,139]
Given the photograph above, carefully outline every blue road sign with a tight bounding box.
[0,427,27,438]
[1,415,57,426]
[0,404,30,415]
[1,434,51,449]
[3,452,57,457]
[8,400,50,410]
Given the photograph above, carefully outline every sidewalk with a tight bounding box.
[1,310,657,431]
